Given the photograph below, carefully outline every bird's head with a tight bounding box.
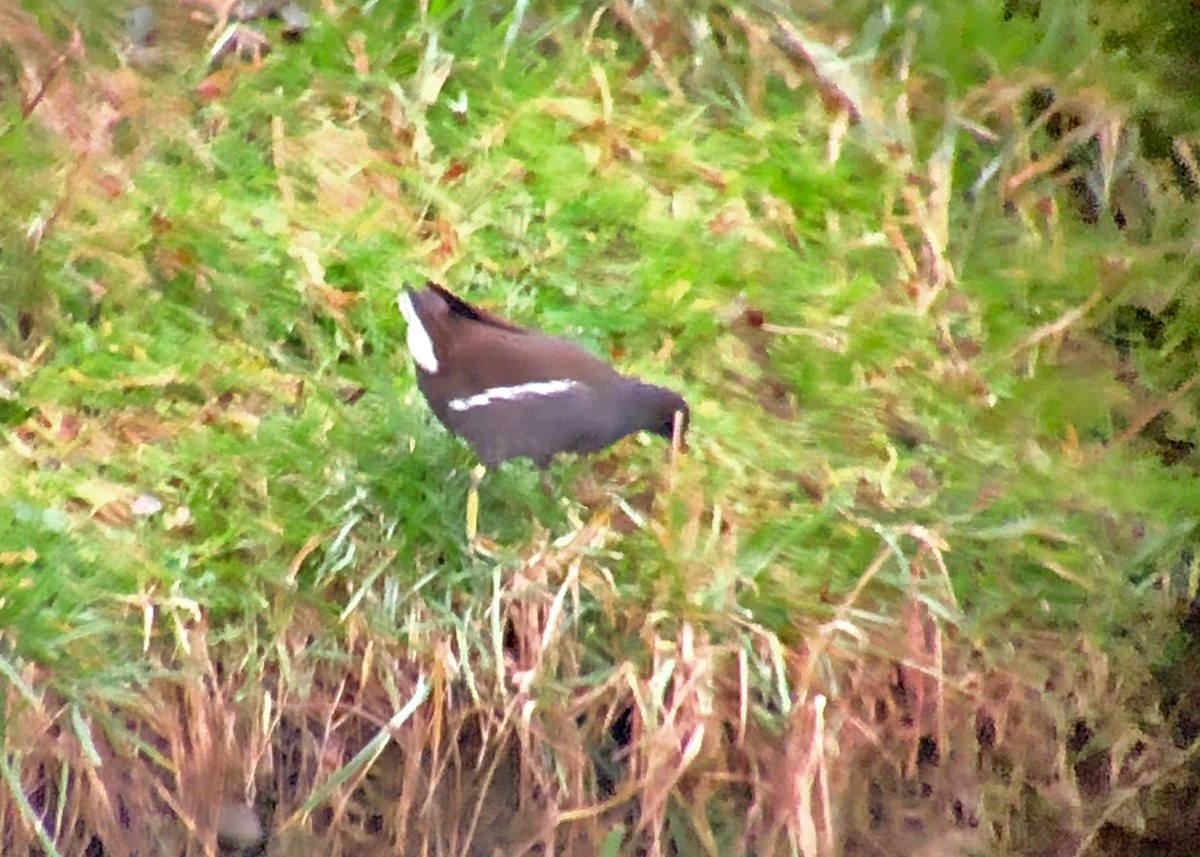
[631,383,689,450]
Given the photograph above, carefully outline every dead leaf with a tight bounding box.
[534,97,602,127]
[441,159,468,184]
[347,32,369,75]
[314,283,358,311]
[114,410,176,445]
[164,506,192,531]
[94,500,134,527]
[208,23,271,70]
[0,549,37,566]
[196,68,238,101]
[1063,423,1081,463]
[116,369,183,389]
[419,218,460,264]
[220,410,261,434]
[95,173,125,198]
[73,477,133,510]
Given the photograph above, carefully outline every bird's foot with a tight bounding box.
[465,463,487,541]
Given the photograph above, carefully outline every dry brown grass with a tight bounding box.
[3,2,1197,856]
[6,525,1182,856]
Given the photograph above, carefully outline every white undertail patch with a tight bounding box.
[449,379,581,412]
[398,291,439,373]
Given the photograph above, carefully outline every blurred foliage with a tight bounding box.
[3,0,1200,854]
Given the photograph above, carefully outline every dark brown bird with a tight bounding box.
[398,282,689,537]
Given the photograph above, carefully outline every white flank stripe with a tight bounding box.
[398,291,439,373]
[449,379,581,412]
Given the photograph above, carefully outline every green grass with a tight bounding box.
[3,1,1200,855]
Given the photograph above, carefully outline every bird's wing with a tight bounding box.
[447,324,623,392]
[445,382,604,467]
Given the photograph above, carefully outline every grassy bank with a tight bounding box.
[2,1,1198,854]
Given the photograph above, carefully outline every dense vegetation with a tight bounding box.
[2,1,1200,854]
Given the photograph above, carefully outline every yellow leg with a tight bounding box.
[466,464,487,541]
